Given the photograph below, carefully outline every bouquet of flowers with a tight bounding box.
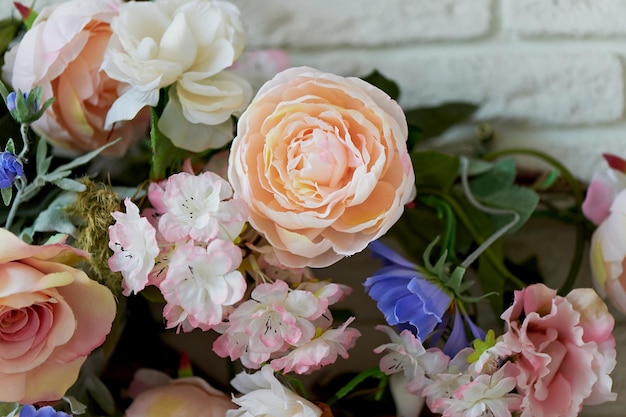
[0,1,620,417]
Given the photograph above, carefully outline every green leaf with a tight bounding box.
[477,240,506,316]
[53,178,87,192]
[477,185,539,234]
[412,150,459,190]
[4,138,15,153]
[53,137,121,173]
[404,102,477,142]
[85,375,116,415]
[469,158,516,198]
[1,187,12,205]
[43,169,72,182]
[361,70,400,101]
[0,402,19,417]
[149,107,188,179]
[28,192,79,237]
[62,396,87,415]
[0,18,19,57]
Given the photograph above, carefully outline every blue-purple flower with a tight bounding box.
[0,151,24,188]
[19,405,71,417]
[363,241,485,357]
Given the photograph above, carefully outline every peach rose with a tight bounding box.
[0,228,116,403]
[125,370,236,417]
[2,0,148,155]
[228,67,415,268]
[501,283,617,417]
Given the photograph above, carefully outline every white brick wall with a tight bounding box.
[229,0,626,182]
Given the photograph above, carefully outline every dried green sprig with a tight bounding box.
[65,178,123,295]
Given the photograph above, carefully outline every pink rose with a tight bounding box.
[501,283,617,417]
[2,0,148,155]
[125,370,236,417]
[0,228,116,403]
[228,66,415,268]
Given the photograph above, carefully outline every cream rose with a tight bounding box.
[0,229,116,403]
[2,0,148,155]
[228,67,415,268]
[102,0,251,152]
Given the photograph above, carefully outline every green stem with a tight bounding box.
[326,367,386,407]
[4,176,25,231]
[18,123,29,160]
[419,195,457,261]
[416,187,526,289]
[483,148,586,295]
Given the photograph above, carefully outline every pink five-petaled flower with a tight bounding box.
[501,283,617,417]
[374,325,449,395]
[108,198,160,296]
[213,280,321,369]
[430,362,522,417]
[159,239,246,332]
[157,171,248,243]
[270,317,361,374]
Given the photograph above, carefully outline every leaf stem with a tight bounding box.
[326,367,387,406]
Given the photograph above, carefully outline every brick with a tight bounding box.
[288,49,624,127]
[504,0,626,37]
[230,0,492,48]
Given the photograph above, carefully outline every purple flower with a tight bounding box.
[363,241,485,357]
[19,405,72,417]
[6,91,31,112]
[0,151,23,188]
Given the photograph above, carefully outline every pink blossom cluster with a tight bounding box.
[213,279,361,374]
[108,165,249,332]
[375,284,617,417]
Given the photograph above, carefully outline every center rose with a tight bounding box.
[228,66,414,268]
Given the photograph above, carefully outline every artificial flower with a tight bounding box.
[108,198,160,296]
[429,362,522,417]
[3,0,149,155]
[269,317,361,374]
[228,365,322,417]
[0,151,23,188]
[501,283,617,417]
[213,280,321,368]
[125,370,236,417]
[374,325,449,395]
[0,229,116,403]
[155,171,248,243]
[363,241,484,356]
[102,0,251,152]
[582,153,626,225]
[589,188,626,314]
[19,405,71,417]
[159,239,246,331]
[228,66,415,268]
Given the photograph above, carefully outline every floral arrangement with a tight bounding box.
[0,1,620,417]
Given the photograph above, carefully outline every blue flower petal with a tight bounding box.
[20,405,37,417]
[369,240,417,270]
[443,309,469,357]
[394,295,440,337]
[407,278,452,320]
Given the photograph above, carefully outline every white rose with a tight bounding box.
[102,0,251,151]
[227,366,322,417]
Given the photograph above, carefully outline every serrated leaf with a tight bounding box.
[404,102,478,142]
[1,187,12,205]
[53,178,87,192]
[361,70,400,101]
[412,150,459,190]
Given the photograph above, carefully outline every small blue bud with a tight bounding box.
[6,91,18,112]
[0,151,24,188]
[19,405,72,417]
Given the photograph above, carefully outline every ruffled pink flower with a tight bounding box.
[501,283,617,417]
[108,198,160,296]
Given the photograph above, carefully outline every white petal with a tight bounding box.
[105,87,159,128]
